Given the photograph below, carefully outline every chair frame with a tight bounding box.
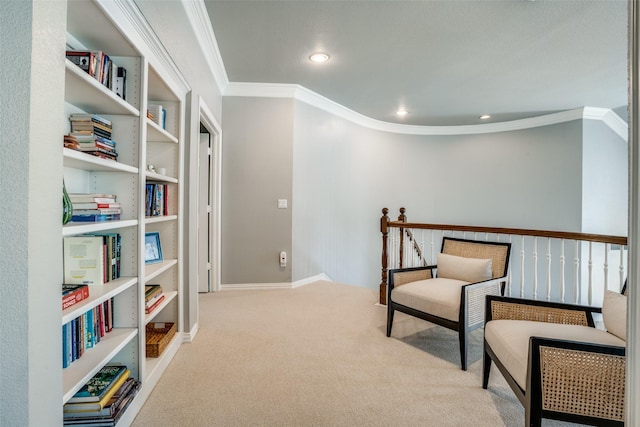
[483,295,626,427]
[386,237,511,370]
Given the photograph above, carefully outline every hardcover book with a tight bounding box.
[62,284,90,310]
[64,236,105,285]
[67,365,128,404]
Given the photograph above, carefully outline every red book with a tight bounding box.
[62,284,89,310]
[145,294,165,314]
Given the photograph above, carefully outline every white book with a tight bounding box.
[63,236,105,286]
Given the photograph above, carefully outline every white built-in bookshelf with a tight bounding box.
[61,0,186,423]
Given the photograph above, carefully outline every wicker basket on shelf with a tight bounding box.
[145,322,176,358]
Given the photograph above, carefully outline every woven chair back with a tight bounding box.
[441,237,511,279]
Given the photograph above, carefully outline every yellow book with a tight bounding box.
[64,369,131,412]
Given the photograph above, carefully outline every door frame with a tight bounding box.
[196,97,222,292]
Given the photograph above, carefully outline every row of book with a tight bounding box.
[68,193,121,223]
[64,365,140,426]
[66,50,126,100]
[145,183,169,217]
[62,298,114,369]
[65,114,119,162]
[145,284,164,314]
[147,104,166,129]
[63,232,122,286]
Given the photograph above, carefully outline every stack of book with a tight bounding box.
[145,284,165,314]
[62,298,114,368]
[68,193,121,222]
[63,365,141,426]
[147,104,166,129]
[65,50,126,99]
[68,114,118,161]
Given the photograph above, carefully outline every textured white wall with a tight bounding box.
[0,1,67,425]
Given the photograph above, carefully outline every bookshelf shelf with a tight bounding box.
[63,147,138,173]
[147,119,179,143]
[144,259,178,282]
[62,328,138,403]
[144,290,178,324]
[145,215,178,225]
[62,219,138,237]
[65,60,139,116]
[145,171,178,183]
[62,278,138,324]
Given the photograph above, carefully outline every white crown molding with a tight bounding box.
[107,0,190,95]
[182,0,228,95]
[225,82,629,138]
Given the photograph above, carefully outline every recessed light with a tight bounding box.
[479,114,491,120]
[309,52,330,63]
[396,109,408,116]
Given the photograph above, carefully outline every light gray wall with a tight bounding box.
[581,120,628,235]
[291,100,586,288]
[221,97,294,284]
[1,1,67,425]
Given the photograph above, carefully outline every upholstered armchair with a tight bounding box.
[483,287,627,426]
[386,237,511,370]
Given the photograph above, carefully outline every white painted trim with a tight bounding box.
[110,0,190,95]
[182,0,228,95]
[220,274,333,291]
[225,82,629,138]
[182,322,199,343]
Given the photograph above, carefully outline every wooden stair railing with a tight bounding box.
[379,207,628,305]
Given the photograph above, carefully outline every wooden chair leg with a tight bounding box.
[459,330,468,370]
[386,306,394,337]
[482,348,491,389]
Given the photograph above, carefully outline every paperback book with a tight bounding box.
[67,365,128,404]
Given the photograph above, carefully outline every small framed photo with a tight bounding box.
[145,232,163,264]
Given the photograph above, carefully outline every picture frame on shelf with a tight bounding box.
[144,232,163,264]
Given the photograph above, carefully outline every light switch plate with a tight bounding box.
[278,199,288,209]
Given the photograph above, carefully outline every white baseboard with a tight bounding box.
[183,322,199,343]
[220,273,333,291]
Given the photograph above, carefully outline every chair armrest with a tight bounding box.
[528,337,625,423]
[485,295,599,327]
[461,277,506,328]
[388,266,436,290]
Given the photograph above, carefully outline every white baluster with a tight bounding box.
[619,246,625,290]
[604,243,609,291]
[520,236,525,298]
[508,235,513,297]
[588,242,593,306]
[546,238,552,301]
[573,240,580,304]
[533,237,538,300]
[560,239,566,303]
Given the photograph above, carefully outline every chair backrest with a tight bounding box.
[441,237,511,279]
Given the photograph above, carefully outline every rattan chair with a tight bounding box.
[482,286,628,427]
[386,237,511,370]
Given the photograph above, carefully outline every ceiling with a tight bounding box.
[203,0,628,127]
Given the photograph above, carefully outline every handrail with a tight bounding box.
[387,222,628,246]
[379,207,628,305]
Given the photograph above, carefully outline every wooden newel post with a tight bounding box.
[398,207,406,269]
[380,208,389,305]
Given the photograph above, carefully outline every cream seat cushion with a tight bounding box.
[390,278,468,321]
[485,320,626,390]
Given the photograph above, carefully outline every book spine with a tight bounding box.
[62,286,90,310]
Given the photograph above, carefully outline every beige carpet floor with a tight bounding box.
[131,281,579,426]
